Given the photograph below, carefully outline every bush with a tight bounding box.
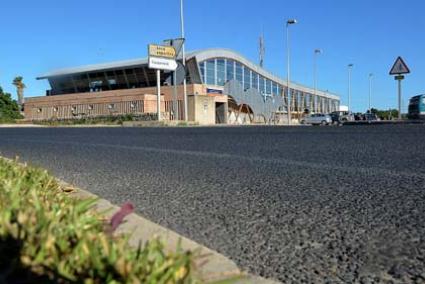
[33,114,158,126]
[0,158,198,283]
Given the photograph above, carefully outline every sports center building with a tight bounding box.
[25,48,340,124]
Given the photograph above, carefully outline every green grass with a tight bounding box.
[0,158,199,283]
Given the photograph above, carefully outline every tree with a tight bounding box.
[12,76,26,108]
[0,86,23,122]
[370,108,399,120]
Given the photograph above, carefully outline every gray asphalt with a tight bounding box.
[0,125,424,283]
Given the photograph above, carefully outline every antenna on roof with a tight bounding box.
[259,28,265,67]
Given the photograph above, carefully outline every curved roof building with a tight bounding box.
[28,48,340,124]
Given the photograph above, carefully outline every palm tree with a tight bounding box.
[12,76,26,109]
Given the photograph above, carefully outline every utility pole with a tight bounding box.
[313,49,322,103]
[286,19,297,125]
[180,0,188,121]
[368,73,373,113]
[348,64,353,112]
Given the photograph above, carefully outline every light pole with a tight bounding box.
[286,19,297,125]
[313,49,322,112]
[180,0,188,121]
[348,64,353,112]
[368,73,373,113]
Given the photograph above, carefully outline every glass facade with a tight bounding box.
[235,62,243,85]
[259,76,265,94]
[226,60,234,82]
[266,79,272,95]
[252,72,258,91]
[205,60,215,85]
[198,57,338,112]
[217,59,225,86]
[243,66,250,90]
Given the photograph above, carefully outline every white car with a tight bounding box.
[301,114,332,125]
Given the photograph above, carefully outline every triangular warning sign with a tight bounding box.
[389,57,410,75]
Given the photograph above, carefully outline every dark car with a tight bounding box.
[329,112,341,124]
[364,113,380,121]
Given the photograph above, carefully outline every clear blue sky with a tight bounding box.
[1,0,424,112]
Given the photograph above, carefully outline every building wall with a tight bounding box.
[188,95,216,125]
[24,84,222,125]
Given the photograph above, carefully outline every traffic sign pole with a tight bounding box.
[157,70,161,121]
[398,78,402,120]
[389,57,410,121]
[148,44,178,122]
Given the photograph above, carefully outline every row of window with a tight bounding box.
[199,58,281,96]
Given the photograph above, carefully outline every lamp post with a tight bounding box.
[286,19,297,125]
[180,0,188,121]
[313,49,322,112]
[368,73,373,113]
[348,64,354,112]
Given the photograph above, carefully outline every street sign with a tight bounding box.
[148,44,178,122]
[148,44,176,59]
[148,57,178,71]
[389,57,410,120]
[389,56,410,75]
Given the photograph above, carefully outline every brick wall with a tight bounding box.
[24,85,201,121]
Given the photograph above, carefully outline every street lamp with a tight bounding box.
[313,49,322,111]
[368,73,373,113]
[286,19,297,125]
[180,0,188,121]
[348,64,354,112]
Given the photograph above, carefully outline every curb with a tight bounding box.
[60,181,280,283]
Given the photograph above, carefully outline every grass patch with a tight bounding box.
[0,158,199,283]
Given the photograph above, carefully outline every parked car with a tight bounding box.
[330,111,355,123]
[301,114,332,125]
[364,113,380,121]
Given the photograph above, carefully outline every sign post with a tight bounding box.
[148,44,178,121]
[389,56,410,120]
[163,38,185,121]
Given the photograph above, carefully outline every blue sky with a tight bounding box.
[1,0,424,112]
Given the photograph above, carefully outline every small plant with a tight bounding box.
[0,158,198,283]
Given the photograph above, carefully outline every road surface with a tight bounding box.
[0,125,424,283]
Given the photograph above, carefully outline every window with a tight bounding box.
[252,72,258,90]
[259,76,265,94]
[266,79,272,95]
[226,60,234,81]
[235,62,243,85]
[88,105,94,110]
[199,62,205,82]
[244,66,251,90]
[217,59,225,86]
[53,107,58,112]
[108,104,115,110]
[273,82,278,96]
[206,60,215,85]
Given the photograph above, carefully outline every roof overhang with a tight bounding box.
[36,58,149,80]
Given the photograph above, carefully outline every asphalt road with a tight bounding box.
[0,125,424,283]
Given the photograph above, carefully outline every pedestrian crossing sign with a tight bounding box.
[389,57,410,75]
